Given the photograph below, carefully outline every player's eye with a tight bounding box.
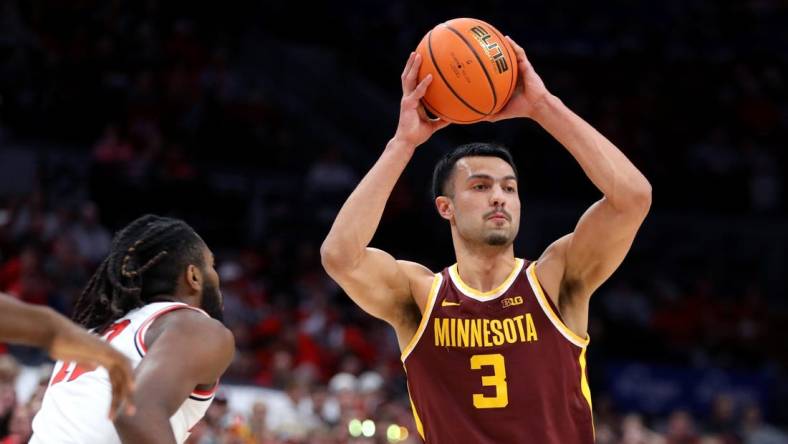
[473,184,488,190]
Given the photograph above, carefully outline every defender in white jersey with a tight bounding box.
[31,215,234,444]
[0,292,134,419]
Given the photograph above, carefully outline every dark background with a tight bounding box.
[0,1,786,443]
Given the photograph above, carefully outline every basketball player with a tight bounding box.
[30,215,235,444]
[321,38,651,443]
[0,292,134,418]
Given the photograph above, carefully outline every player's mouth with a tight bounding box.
[485,212,510,221]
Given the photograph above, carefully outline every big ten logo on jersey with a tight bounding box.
[469,26,509,74]
[501,296,523,309]
[50,319,130,386]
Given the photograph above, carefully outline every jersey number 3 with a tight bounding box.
[50,319,131,386]
[470,353,508,409]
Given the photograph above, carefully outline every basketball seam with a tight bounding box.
[444,24,497,115]
[482,21,516,107]
[427,29,487,117]
[422,97,480,123]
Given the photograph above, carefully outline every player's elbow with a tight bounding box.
[619,178,652,216]
[115,408,176,444]
[631,180,652,214]
[218,326,236,366]
[320,240,358,276]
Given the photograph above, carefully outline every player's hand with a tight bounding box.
[485,37,551,122]
[393,52,450,147]
[48,320,136,419]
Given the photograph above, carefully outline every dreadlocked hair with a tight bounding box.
[72,214,206,332]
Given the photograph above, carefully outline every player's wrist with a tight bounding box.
[386,136,419,154]
[529,93,560,122]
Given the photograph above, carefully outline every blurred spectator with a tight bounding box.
[741,405,788,444]
[0,356,20,438]
[620,414,666,444]
[305,148,358,224]
[0,384,15,438]
[664,410,700,444]
[68,202,111,266]
[247,401,269,443]
[44,234,88,313]
[93,125,134,167]
[0,405,31,444]
[706,395,740,442]
[305,148,357,197]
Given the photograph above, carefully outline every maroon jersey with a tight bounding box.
[401,259,593,443]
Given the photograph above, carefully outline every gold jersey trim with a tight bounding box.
[448,258,525,301]
[401,273,443,362]
[579,346,595,438]
[525,261,590,348]
[406,382,426,440]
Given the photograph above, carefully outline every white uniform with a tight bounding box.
[31,302,217,444]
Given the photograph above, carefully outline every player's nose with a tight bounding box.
[490,184,507,207]
[490,197,506,208]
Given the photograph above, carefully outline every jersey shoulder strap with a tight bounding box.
[133,302,209,357]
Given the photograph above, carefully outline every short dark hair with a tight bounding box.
[72,214,206,332]
[431,143,518,199]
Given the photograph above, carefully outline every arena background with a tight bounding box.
[1,1,786,443]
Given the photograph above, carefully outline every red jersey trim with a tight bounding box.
[134,303,195,355]
[192,386,217,396]
[400,273,443,362]
[189,383,218,401]
[525,261,590,348]
[132,303,215,399]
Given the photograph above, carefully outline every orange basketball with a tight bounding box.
[416,18,518,124]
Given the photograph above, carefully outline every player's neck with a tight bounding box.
[150,290,199,309]
[453,243,516,293]
[147,294,178,304]
[169,280,204,309]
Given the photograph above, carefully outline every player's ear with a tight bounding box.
[435,196,453,221]
[185,264,203,292]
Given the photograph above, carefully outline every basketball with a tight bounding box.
[416,18,518,124]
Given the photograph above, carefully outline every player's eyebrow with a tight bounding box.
[466,174,517,181]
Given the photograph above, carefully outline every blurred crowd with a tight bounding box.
[1,1,786,216]
[3,352,788,444]
[1,182,786,444]
[1,0,787,443]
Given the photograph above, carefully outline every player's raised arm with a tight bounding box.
[489,38,652,331]
[320,52,448,326]
[0,293,135,418]
[113,310,233,444]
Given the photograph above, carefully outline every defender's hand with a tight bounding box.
[49,321,136,419]
[393,52,450,147]
[485,37,551,122]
